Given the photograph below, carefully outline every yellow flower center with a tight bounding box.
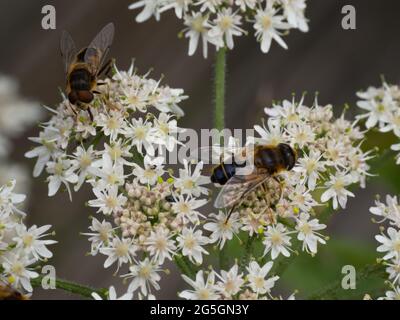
[139,265,152,279]
[135,127,146,140]
[115,242,128,257]
[23,234,34,247]
[219,16,233,31]
[184,236,195,249]
[106,196,117,209]
[261,15,272,30]
[80,153,92,168]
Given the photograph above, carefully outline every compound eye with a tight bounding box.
[77,90,94,103]
[68,91,78,105]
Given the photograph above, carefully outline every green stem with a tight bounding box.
[174,255,196,279]
[307,264,386,300]
[239,235,255,273]
[214,47,226,131]
[31,275,107,299]
[214,47,227,270]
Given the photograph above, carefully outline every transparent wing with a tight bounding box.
[214,168,270,209]
[84,22,115,75]
[60,30,76,75]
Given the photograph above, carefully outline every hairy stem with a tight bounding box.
[307,263,386,300]
[174,255,197,279]
[239,235,255,273]
[214,47,226,131]
[31,275,107,299]
[214,47,227,270]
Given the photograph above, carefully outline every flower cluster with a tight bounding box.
[0,180,56,293]
[369,195,400,300]
[26,62,211,298]
[129,0,309,58]
[179,261,293,300]
[356,81,400,165]
[204,96,372,262]
[0,75,42,194]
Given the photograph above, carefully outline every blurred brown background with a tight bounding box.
[0,0,399,299]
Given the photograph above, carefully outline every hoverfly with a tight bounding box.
[0,281,28,300]
[194,142,297,222]
[60,23,115,121]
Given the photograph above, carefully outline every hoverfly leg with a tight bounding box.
[97,58,113,77]
[225,206,236,224]
[273,176,284,202]
[87,108,94,122]
[68,102,79,120]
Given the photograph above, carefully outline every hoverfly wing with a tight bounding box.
[214,168,270,209]
[84,23,115,75]
[60,30,77,75]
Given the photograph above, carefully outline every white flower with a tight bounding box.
[183,12,213,58]
[357,95,394,128]
[252,118,284,146]
[91,153,126,188]
[123,258,162,296]
[130,0,309,58]
[13,225,57,260]
[378,286,400,300]
[96,110,127,141]
[177,227,209,264]
[280,0,309,32]
[204,211,241,249]
[235,0,256,11]
[375,227,400,261]
[369,195,400,226]
[246,261,279,296]
[171,194,207,224]
[25,129,59,177]
[263,223,292,260]
[392,143,400,165]
[215,264,244,297]
[70,145,96,191]
[286,123,315,148]
[288,183,318,213]
[253,4,292,53]
[381,109,400,137]
[104,139,135,166]
[174,159,209,197]
[385,258,400,284]
[88,185,127,215]
[208,8,245,50]
[132,155,165,186]
[295,213,326,254]
[153,112,183,152]
[1,253,38,292]
[144,227,177,264]
[82,218,114,255]
[126,118,157,156]
[100,236,138,269]
[0,180,26,216]
[46,158,78,200]
[129,0,161,23]
[179,270,220,300]
[320,172,355,210]
[92,286,133,300]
